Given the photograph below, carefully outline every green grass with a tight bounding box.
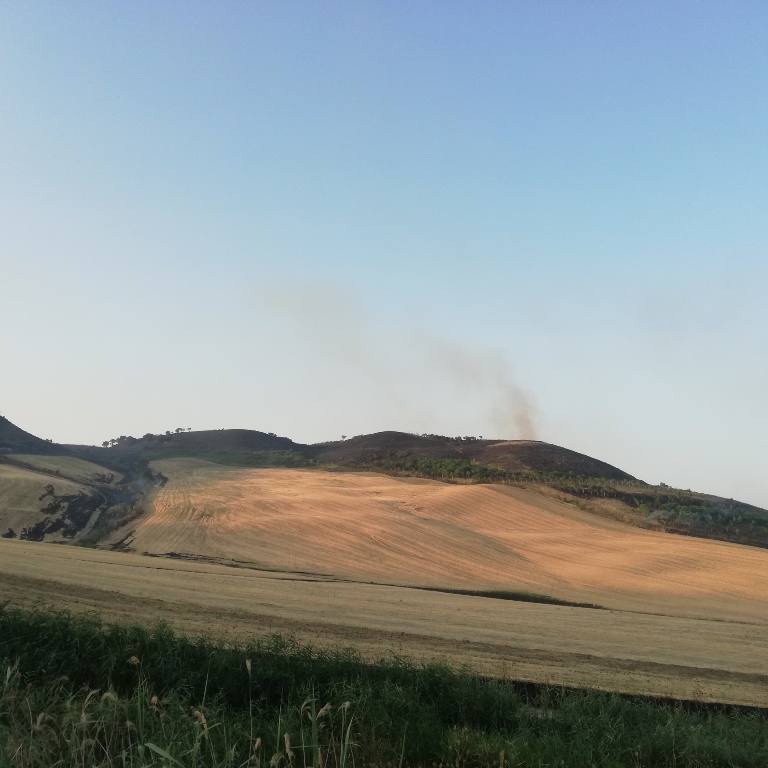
[1,605,767,767]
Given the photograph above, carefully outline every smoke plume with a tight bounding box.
[255,279,538,440]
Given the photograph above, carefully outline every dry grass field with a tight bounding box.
[110,458,768,623]
[1,538,767,708]
[9,453,123,483]
[0,464,86,534]
[3,457,767,709]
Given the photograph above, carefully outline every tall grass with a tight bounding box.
[1,605,767,766]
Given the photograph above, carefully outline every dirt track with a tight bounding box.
[1,539,767,707]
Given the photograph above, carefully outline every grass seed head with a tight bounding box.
[34,712,53,728]
[83,688,99,708]
[284,733,295,762]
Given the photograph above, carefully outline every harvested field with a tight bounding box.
[113,459,768,623]
[0,464,86,535]
[5,458,768,708]
[1,538,767,707]
[9,453,123,483]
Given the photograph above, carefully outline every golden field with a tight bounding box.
[0,463,86,535]
[109,458,768,623]
[1,457,766,707]
[0,538,766,707]
[10,453,123,483]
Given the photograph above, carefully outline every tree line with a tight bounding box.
[102,428,191,448]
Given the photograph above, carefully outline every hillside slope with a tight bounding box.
[141,428,300,455]
[109,458,768,621]
[9,454,123,484]
[314,432,635,480]
[3,416,766,549]
[0,463,94,541]
[0,415,59,455]
[0,422,159,544]
[93,427,634,479]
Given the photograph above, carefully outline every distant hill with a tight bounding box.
[92,427,634,480]
[139,428,299,454]
[0,415,60,456]
[0,418,631,480]
[309,431,634,481]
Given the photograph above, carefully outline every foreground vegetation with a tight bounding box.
[1,606,766,767]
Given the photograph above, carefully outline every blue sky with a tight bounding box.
[1,2,766,507]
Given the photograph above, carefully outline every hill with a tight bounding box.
[0,418,166,544]
[2,415,768,708]
[140,428,299,454]
[2,416,767,549]
[89,427,634,479]
[108,457,768,622]
[0,415,60,455]
[0,463,89,540]
[309,431,634,480]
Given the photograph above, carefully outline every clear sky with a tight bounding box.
[1,2,766,507]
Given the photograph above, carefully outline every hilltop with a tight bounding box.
[0,418,643,481]
[308,431,634,480]
[0,415,59,455]
[95,426,634,480]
